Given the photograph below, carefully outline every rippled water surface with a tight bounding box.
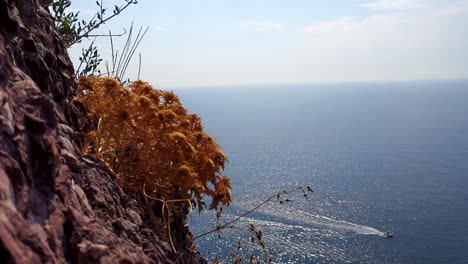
[175,80,468,263]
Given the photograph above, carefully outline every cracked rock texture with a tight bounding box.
[0,0,201,263]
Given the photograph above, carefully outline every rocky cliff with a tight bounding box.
[0,0,200,263]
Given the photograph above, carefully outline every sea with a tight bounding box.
[174,80,468,264]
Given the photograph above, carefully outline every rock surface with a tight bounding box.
[0,0,201,263]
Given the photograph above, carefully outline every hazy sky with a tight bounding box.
[69,0,468,88]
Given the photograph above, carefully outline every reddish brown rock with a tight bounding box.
[0,0,202,263]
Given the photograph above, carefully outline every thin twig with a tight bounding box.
[120,26,148,80]
[193,185,311,240]
[115,22,134,79]
[137,52,142,80]
[75,38,97,76]
[142,184,193,253]
[68,0,137,47]
[87,29,126,38]
[110,30,116,77]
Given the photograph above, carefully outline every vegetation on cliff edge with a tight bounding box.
[77,76,232,212]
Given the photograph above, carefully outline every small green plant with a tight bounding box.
[74,23,148,79]
[49,0,138,48]
[74,39,102,76]
[49,0,140,77]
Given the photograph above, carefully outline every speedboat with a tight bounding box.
[385,232,394,238]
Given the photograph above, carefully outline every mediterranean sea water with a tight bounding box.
[174,80,468,264]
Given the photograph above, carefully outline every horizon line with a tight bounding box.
[152,78,468,90]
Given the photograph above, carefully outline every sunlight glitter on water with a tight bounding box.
[192,202,388,263]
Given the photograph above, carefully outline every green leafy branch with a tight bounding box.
[49,0,138,48]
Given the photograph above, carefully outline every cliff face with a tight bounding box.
[0,1,198,263]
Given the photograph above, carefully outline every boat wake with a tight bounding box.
[293,209,386,236]
[230,204,386,237]
[194,204,388,263]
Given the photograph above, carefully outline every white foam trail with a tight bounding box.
[236,205,386,237]
[296,209,386,236]
[199,208,387,263]
[235,215,319,233]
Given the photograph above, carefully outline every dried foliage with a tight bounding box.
[76,76,232,212]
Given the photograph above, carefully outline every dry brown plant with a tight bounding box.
[76,76,232,250]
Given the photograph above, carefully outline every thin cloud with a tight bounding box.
[299,0,468,82]
[303,13,405,36]
[304,17,357,34]
[361,0,426,11]
[235,20,288,31]
[304,0,468,36]
[154,26,168,32]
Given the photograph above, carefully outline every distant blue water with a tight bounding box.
[174,80,468,263]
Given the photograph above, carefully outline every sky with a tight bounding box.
[68,0,468,88]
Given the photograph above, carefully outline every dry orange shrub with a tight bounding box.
[77,76,231,211]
